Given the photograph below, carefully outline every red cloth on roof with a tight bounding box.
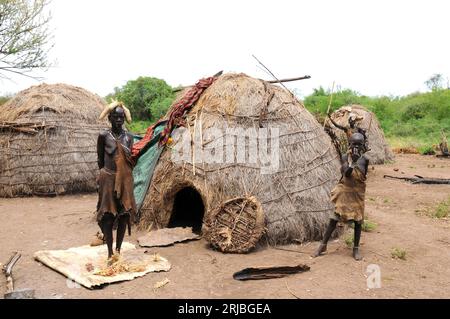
[131,76,217,160]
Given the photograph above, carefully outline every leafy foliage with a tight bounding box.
[425,73,445,91]
[125,120,153,135]
[303,79,450,151]
[0,0,53,79]
[391,248,407,260]
[429,197,450,219]
[107,76,175,122]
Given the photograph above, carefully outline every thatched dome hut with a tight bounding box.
[0,83,108,197]
[327,104,394,164]
[139,73,341,246]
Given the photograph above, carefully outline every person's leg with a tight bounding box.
[101,213,115,258]
[115,214,129,255]
[353,221,362,261]
[313,219,338,257]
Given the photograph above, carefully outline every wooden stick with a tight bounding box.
[273,246,310,255]
[252,54,292,96]
[323,81,335,128]
[367,111,374,132]
[285,280,301,299]
[267,75,311,83]
[2,252,21,293]
[173,75,311,92]
[192,112,198,176]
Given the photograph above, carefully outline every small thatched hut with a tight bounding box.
[327,104,394,164]
[0,83,108,197]
[138,73,341,246]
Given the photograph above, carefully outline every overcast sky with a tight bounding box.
[1,0,449,98]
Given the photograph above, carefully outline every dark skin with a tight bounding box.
[313,135,369,261]
[97,107,134,259]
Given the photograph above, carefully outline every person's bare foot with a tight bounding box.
[107,253,120,266]
[312,243,327,257]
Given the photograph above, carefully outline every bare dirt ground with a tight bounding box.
[0,154,449,299]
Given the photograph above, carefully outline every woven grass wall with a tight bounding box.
[139,73,342,245]
[0,83,108,197]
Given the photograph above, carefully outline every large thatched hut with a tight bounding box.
[327,104,394,164]
[138,73,341,247]
[0,83,108,197]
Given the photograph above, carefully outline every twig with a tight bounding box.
[273,246,310,255]
[323,81,335,128]
[367,111,374,134]
[192,112,198,176]
[252,54,294,98]
[267,76,311,83]
[285,280,301,299]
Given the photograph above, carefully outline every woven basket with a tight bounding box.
[203,196,265,253]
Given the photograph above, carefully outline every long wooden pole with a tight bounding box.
[267,75,311,83]
[173,75,311,93]
[323,81,335,128]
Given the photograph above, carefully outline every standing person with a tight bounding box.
[313,132,369,261]
[94,100,137,263]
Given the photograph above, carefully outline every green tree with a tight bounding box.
[0,0,53,79]
[425,73,444,91]
[108,76,175,121]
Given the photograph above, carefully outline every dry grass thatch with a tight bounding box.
[139,73,342,245]
[327,104,394,164]
[0,83,108,197]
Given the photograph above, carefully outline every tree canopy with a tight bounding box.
[107,76,175,122]
[0,0,53,80]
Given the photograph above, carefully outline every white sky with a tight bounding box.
[1,0,450,98]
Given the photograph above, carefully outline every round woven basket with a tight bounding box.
[203,196,265,253]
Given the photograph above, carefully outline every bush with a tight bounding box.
[391,248,407,260]
[402,102,429,121]
[344,233,354,248]
[418,145,435,155]
[126,120,154,135]
[107,76,175,122]
[361,220,377,232]
[303,84,450,151]
[429,197,450,218]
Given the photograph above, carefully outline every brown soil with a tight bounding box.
[0,154,449,299]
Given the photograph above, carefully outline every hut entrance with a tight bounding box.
[168,186,205,233]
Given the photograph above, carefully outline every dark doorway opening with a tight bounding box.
[168,187,205,233]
